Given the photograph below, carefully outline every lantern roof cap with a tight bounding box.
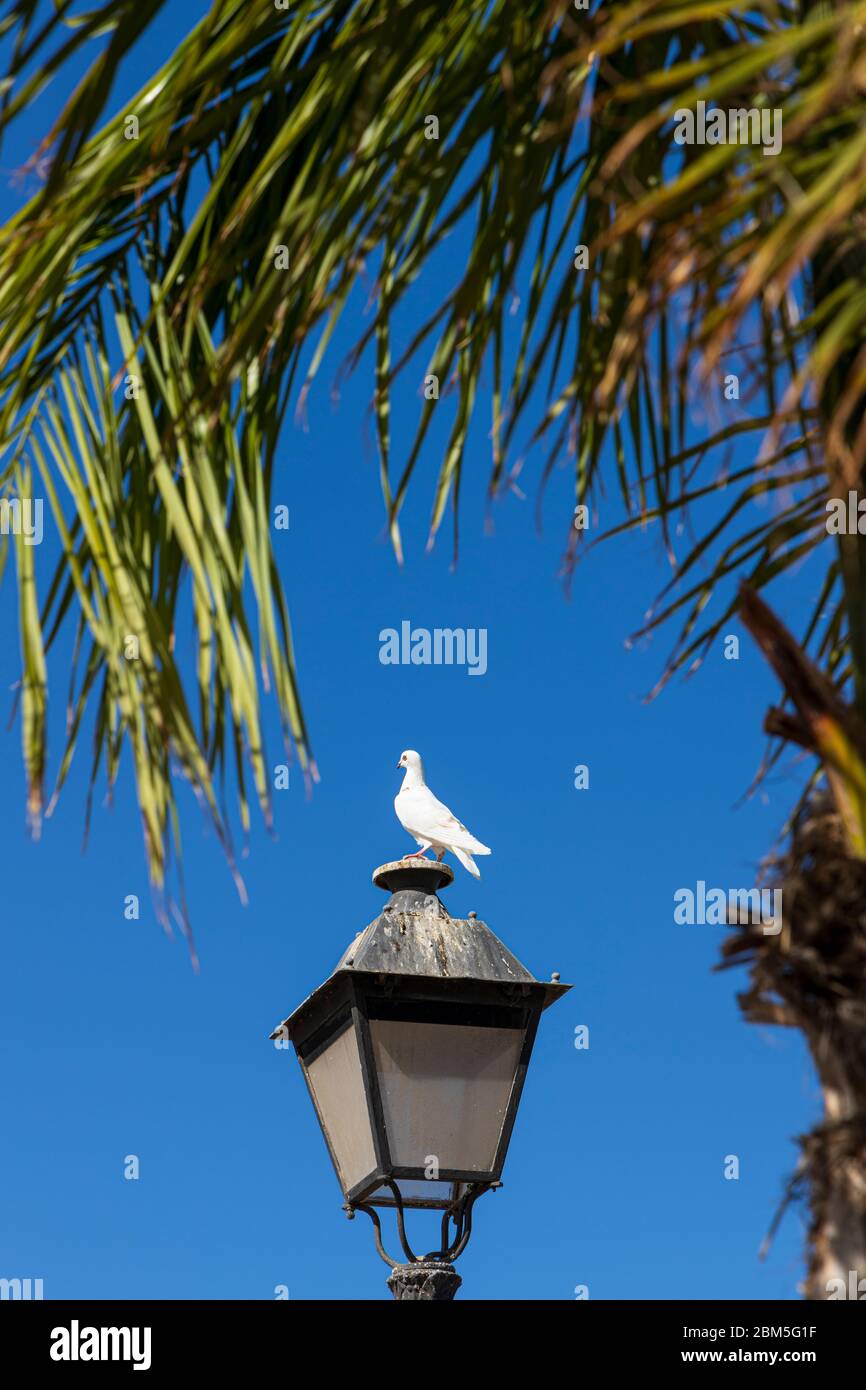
[335,859,538,986]
[269,859,570,1040]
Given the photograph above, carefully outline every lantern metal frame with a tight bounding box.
[271,859,571,1272]
[352,1177,496,1269]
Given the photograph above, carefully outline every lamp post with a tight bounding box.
[270,857,570,1299]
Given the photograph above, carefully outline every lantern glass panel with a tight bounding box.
[369,1019,524,1173]
[305,1020,376,1193]
[365,1179,466,1209]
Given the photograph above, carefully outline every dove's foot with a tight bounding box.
[406,848,429,858]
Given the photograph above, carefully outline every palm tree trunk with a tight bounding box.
[720,793,866,1299]
[801,1023,866,1300]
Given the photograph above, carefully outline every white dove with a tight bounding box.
[394,750,491,878]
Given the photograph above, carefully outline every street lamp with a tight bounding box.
[271,858,570,1299]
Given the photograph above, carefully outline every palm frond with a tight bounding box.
[4,0,866,917]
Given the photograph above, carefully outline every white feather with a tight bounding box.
[452,846,481,879]
[394,750,491,878]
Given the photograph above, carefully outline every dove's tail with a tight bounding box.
[453,846,482,879]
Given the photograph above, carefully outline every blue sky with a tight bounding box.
[0,4,823,1300]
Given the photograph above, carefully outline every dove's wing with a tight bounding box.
[404,786,491,854]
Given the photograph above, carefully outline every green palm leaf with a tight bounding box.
[5,0,866,916]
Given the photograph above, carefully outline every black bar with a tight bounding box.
[1,1298,861,1372]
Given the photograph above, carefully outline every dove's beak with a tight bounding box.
[396,760,402,769]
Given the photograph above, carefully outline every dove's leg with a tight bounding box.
[407,841,432,857]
